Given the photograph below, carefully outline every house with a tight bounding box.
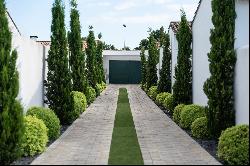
[7,11,49,112]
[192,0,249,124]
[168,21,192,92]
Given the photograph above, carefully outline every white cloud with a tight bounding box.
[114,0,137,11]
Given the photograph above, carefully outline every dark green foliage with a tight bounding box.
[140,48,147,86]
[218,125,249,165]
[203,0,237,139]
[108,88,143,165]
[103,43,117,50]
[68,0,87,93]
[146,35,158,90]
[138,39,149,50]
[173,10,192,106]
[191,117,210,139]
[86,28,98,91]
[158,34,172,93]
[0,0,24,164]
[45,0,73,125]
[27,107,60,140]
[96,35,105,83]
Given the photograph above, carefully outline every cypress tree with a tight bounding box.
[173,10,192,105]
[45,0,73,125]
[146,34,158,90]
[158,34,172,93]
[140,47,147,86]
[96,33,105,83]
[68,0,87,93]
[203,0,236,138]
[86,26,98,90]
[0,0,24,164]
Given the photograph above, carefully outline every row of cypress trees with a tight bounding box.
[45,0,105,125]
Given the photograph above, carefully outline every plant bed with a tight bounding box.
[11,125,70,165]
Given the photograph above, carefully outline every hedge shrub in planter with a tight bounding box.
[148,86,158,100]
[218,125,249,165]
[173,104,185,125]
[26,107,60,140]
[180,104,206,129]
[163,93,174,113]
[156,93,169,106]
[191,117,210,139]
[86,86,96,105]
[72,91,87,115]
[21,116,48,156]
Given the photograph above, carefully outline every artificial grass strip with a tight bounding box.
[108,88,144,165]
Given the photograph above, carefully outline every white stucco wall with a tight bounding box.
[192,0,213,106]
[192,0,249,124]
[169,29,178,93]
[103,51,141,84]
[8,13,48,112]
[157,47,164,80]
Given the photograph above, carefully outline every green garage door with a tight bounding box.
[109,60,141,84]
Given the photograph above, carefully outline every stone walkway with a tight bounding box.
[32,85,221,165]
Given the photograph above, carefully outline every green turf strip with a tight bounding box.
[108,88,144,165]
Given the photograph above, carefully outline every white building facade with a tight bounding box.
[192,0,249,124]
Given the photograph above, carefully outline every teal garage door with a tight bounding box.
[109,60,141,84]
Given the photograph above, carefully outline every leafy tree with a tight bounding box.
[103,43,117,50]
[140,48,147,86]
[45,0,73,125]
[0,0,24,164]
[68,0,87,93]
[158,34,172,93]
[96,33,105,83]
[138,39,149,50]
[86,27,98,91]
[204,0,236,138]
[173,10,192,105]
[146,34,158,90]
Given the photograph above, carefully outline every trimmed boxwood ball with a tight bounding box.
[26,107,60,140]
[21,116,48,156]
[180,104,206,129]
[72,91,87,114]
[156,93,169,106]
[173,104,185,124]
[191,117,210,139]
[218,125,249,165]
[86,86,96,105]
[148,86,158,100]
[163,93,174,113]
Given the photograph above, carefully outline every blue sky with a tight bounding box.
[6,0,199,49]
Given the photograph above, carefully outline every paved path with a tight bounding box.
[32,85,221,165]
[31,85,118,165]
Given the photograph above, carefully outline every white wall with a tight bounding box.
[192,0,213,106]
[8,13,48,112]
[157,48,164,79]
[103,51,141,84]
[192,0,249,124]
[169,29,178,93]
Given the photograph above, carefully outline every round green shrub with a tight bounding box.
[156,93,169,106]
[86,86,96,105]
[148,86,158,100]
[26,107,60,140]
[173,104,185,124]
[218,125,249,165]
[163,94,174,113]
[21,116,48,156]
[72,91,87,114]
[191,117,210,139]
[180,104,206,129]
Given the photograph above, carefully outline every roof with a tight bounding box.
[37,41,51,47]
[191,0,202,26]
[168,21,192,34]
[103,50,141,56]
[6,11,21,35]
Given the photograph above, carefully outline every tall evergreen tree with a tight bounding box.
[86,26,98,90]
[158,34,172,93]
[173,10,192,105]
[68,0,87,93]
[146,34,158,90]
[45,0,73,125]
[96,33,105,83]
[203,0,236,138]
[140,47,147,86]
[0,0,24,164]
